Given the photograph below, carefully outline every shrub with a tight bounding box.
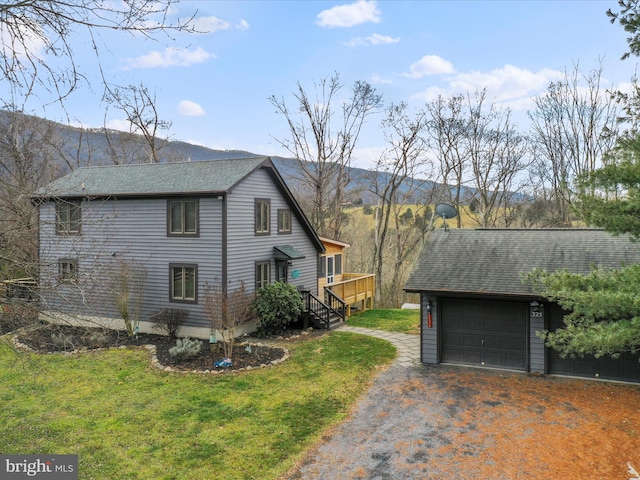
[252,282,303,336]
[168,337,202,359]
[150,308,189,340]
[87,331,110,347]
[51,331,74,350]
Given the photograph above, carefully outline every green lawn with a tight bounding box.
[346,308,420,334]
[0,331,395,480]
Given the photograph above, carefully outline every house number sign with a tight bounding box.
[531,311,543,318]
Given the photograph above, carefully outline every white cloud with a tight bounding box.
[405,55,455,78]
[0,22,47,60]
[177,100,206,116]
[410,85,449,103]
[184,139,207,148]
[411,64,564,112]
[122,47,213,70]
[191,16,232,33]
[106,119,131,132]
[371,73,392,85]
[317,0,381,28]
[190,16,250,34]
[450,65,562,102]
[346,33,399,47]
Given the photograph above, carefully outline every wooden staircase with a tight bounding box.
[299,289,346,330]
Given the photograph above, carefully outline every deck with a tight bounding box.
[325,273,375,317]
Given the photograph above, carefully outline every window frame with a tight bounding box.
[58,258,78,282]
[167,199,199,237]
[318,256,326,277]
[277,209,292,234]
[335,253,343,275]
[55,201,81,235]
[254,198,271,236]
[169,264,198,303]
[255,260,271,290]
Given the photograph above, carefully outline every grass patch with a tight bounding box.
[347,309,420,334]
[0,331,394,480]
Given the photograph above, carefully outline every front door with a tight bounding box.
[276,260,288,283]
[326,256,334,285]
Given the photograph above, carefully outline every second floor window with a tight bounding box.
[56,201,81,235]
[255,199,270,235]
[168,199,198,235]
[278,209,291,234]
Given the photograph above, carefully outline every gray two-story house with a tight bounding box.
[32,157,325,337]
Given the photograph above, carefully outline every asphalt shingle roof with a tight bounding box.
[404,228,640,297]
[33,157,269,198]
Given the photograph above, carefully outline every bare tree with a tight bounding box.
[0,112,62,279]
[269,73,383,239]
[425,89,528,228]
[110,258,147,337]
[464,89,529,227]
[424,94,471,228]
[203,281,254,359]
[528,63,618,225]
[0,1,196,109]
[103,83,173,163]
[370,103,436,306]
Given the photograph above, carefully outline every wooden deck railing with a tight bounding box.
[325,273,375,317]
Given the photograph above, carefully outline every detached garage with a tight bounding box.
[404,228,640,382]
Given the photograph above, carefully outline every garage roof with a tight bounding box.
[404,228,640,297]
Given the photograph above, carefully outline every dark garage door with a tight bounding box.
[441,298,528,371]
[548,305,640,382]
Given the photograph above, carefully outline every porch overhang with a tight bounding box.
[274,245,306,260]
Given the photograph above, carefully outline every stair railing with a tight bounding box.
[324,288,346,322]
[299,290,331,329]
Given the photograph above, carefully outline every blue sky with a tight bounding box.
[23,1,640,169]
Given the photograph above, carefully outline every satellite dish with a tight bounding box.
[435,203,458,219]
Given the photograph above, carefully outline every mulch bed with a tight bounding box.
[10,323,312,373]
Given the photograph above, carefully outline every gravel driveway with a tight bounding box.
[284,362,640,479]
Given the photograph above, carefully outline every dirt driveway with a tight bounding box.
[285,363,640,480]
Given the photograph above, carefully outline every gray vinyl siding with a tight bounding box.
[39,196,223,328]
[226,167,319,295]
[421,294,438,364]
[529,306,546,374]
[38,166,320,331]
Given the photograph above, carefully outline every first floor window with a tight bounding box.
[56,201,81,234]
[58,259,78,282]
[256,261,271,290]
[170,264,197,302]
